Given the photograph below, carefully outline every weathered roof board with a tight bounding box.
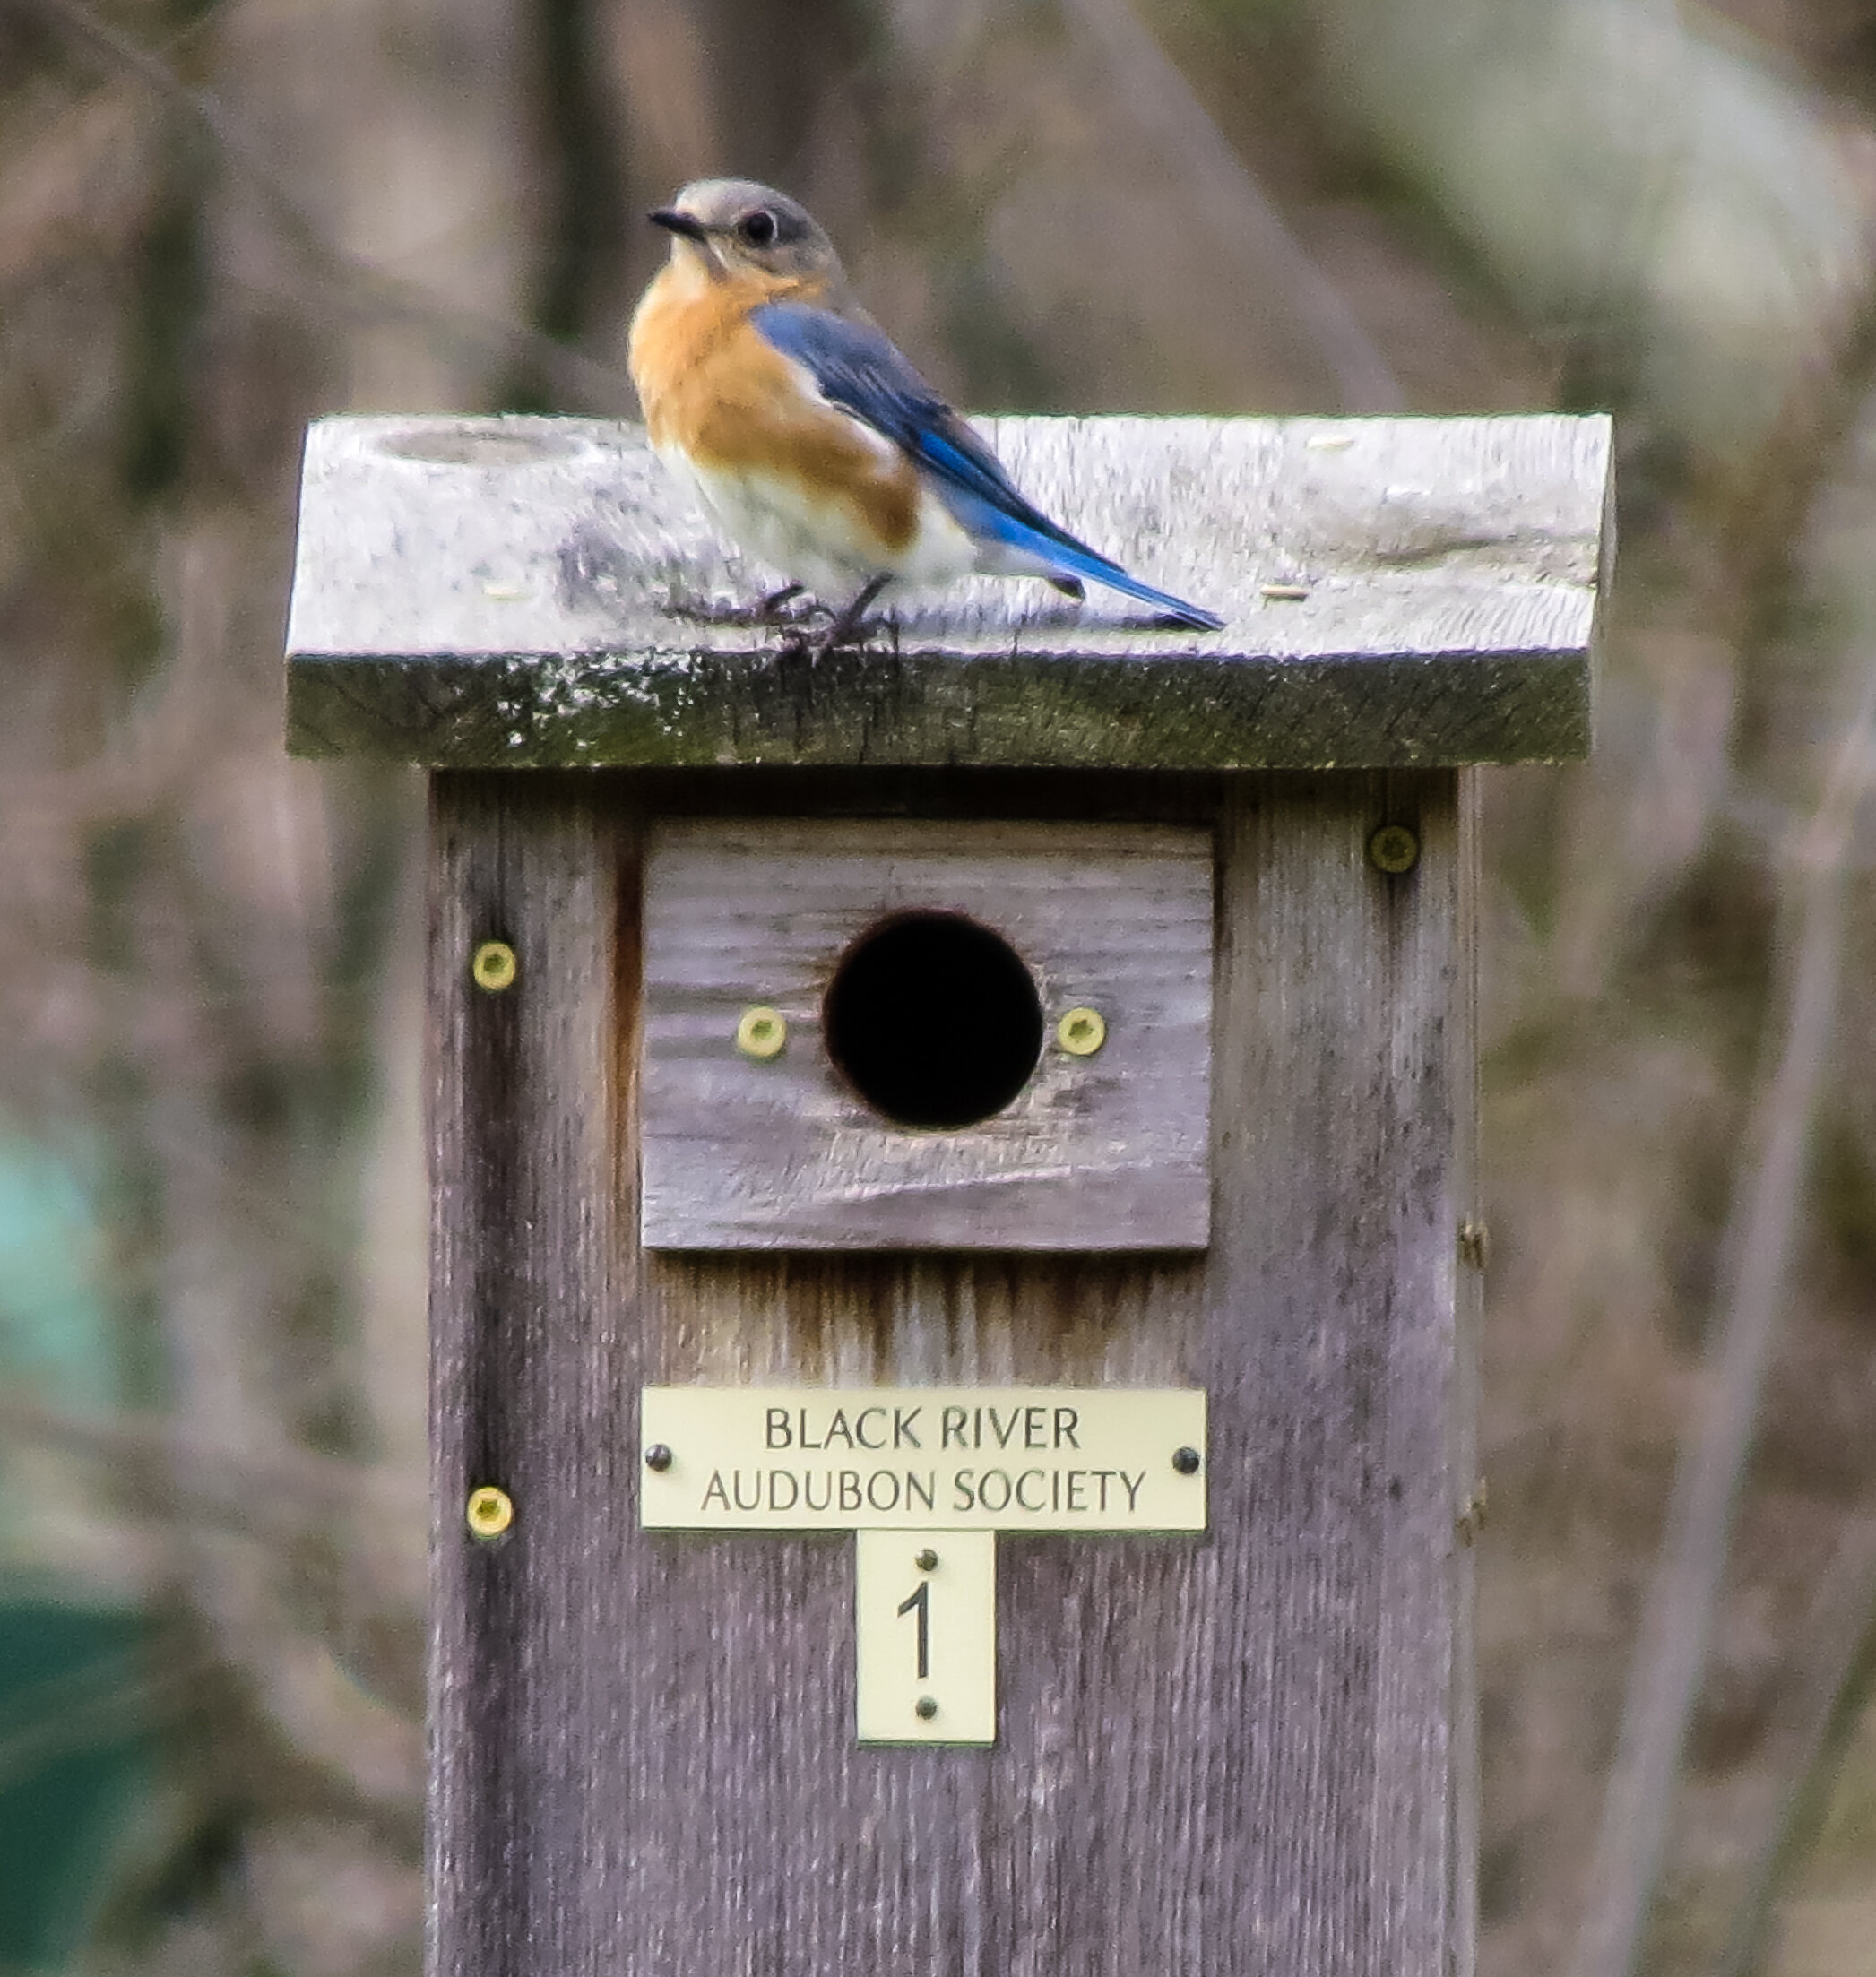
[285,412,1610,770]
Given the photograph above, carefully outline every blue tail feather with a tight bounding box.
[1025,533,1223,632]
[944,479,1224,632]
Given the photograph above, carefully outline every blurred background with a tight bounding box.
[3,0,1876,1971]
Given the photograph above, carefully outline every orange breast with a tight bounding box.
[628,268,919,556]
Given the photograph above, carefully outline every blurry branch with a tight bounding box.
[0,1641,208,1791]
[0,661,264,829]
[1,1401,426,1810]
[1311,0,1872,458]
[0,1396,422,1542]
[244,1628,423,1811]
[0,85,141,283]
[9,0,633,412]
[1721,782,1876,870]
[1057,0,1405,414]
[1566,627,1876,1977]
[1708,1515,1876,1977]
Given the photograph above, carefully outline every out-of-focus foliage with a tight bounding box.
[1319,0,1870,458]
[3,2,1876,1973]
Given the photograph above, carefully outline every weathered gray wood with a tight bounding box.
[640,819,1213,1249]
[428,765,1474,1975]
[292,413,1608,769]
[1452,773,1483,1977]
[427,774,627,1977]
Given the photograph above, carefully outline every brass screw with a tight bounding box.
[915,1548,938,1572]
[471,940,518,992]
[644,1445,673,1472]
[1458,1219,1491,1270]
[914,1696,938,1721]
[1172,1446,1202,1476]
[465,1485,514,1540]
[1368,824,1420,875]
[1057,1006,1106,1057]
[736,1006,787,1058]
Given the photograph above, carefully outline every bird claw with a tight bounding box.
[776,617,889,660]
[756,583,830,626]
[768,574,893,657]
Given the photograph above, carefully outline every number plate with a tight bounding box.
[854,1531,996,1745]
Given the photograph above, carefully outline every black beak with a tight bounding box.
[648,207,708,243]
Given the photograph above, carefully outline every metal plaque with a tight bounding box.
[639,1386,1207,1532]
[639,1384,1206,1746]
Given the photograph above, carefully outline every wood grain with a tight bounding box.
[640,819,1213,1249]
[428,766,1474,1975]
[290,413,1608,769]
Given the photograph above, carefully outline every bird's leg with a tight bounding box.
[756,582,810,621]
[757,583,840,651]
[817,574,891,652]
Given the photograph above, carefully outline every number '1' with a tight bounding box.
[896,1579,930,1679]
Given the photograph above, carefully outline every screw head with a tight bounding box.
[465,1485,514,1539]
[1172,1446,1202,1476]
[471,940,518,992]
[1368,824,1420,875]
[644,1444,673,1472]
[736,1006,787,1058]
[1057,1006,1106,1057]
[915,1548,939,1572]
[914,1696,938,1721]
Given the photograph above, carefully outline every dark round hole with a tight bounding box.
[823,913,1044,1129]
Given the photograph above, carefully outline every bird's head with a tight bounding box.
[648,180,845,298]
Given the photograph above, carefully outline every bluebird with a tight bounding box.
[627,178,1223,646]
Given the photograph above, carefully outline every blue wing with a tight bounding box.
[750,301,1223,631]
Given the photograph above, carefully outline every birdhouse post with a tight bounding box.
[286,410,1610,1976]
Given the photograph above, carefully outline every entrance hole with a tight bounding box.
[823,913,1044,1130]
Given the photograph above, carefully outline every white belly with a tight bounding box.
[657,442,981,600]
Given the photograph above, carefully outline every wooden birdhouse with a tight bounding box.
[286,409,1610,1975]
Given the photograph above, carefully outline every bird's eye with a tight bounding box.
[739,209,778,247]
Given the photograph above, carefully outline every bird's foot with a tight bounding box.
[818,574,891,652]
[774,574,893,658]
[692,585,827,629]
[776,618,889,659]
[756,583,828,626]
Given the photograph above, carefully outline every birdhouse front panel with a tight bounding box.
[639,818,1214,1249]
